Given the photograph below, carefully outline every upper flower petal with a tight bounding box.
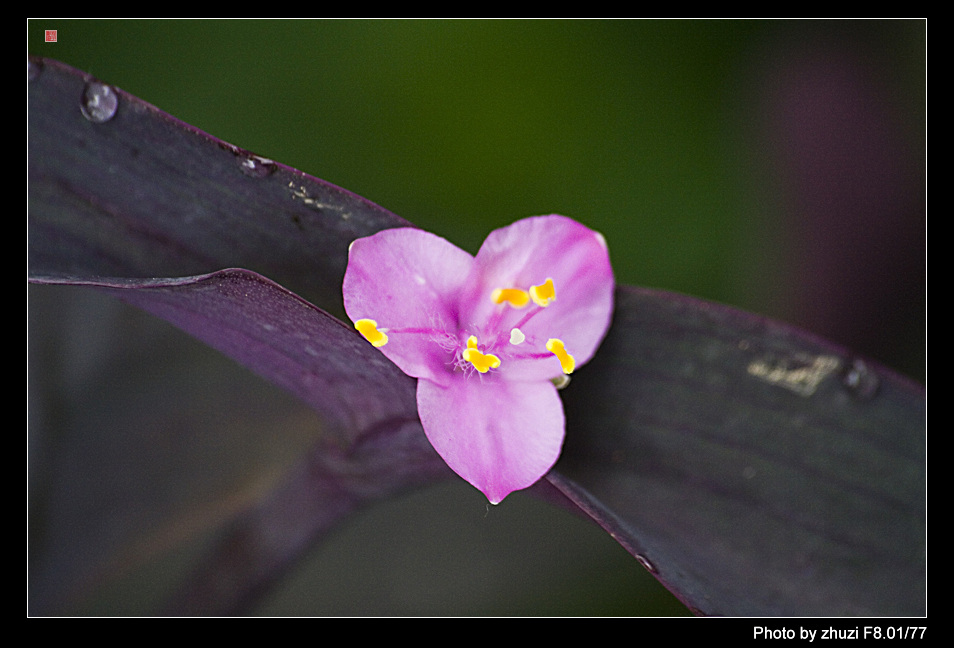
[343,227,474,383]
[462,215,614,381]
[416,374,565,504]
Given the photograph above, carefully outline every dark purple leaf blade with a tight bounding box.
[552,286,925,616]
[28,56,409,316]
[31,270,424,445]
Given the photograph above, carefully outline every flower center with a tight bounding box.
[461,335,501,373]
[353,278,575,378]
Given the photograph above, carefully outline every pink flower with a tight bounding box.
[343,215,614,503]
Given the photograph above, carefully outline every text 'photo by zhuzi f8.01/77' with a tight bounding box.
[28,19,925,619]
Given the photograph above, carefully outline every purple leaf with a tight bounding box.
[31,269,423,444]
[27,56,409,316]
[551,287,924,616]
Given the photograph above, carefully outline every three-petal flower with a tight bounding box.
[343,215,614,503]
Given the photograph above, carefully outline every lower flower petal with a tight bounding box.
[416,375,565,504]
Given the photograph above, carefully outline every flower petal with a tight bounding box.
[416,375,565,504]
[464,215,614,381]
[343,228,474,383]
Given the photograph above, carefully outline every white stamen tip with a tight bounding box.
[509,328,526,345]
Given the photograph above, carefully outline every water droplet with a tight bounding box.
[635,554,658,573]
[28,58,42,82]
[80,81,118,123]
[842,358,879,400]
[239,155,276,178]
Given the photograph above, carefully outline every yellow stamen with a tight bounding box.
[546,338,575,374]
[530,278,556,307]
[354,319,388,347]
[491,287,530,308]
[462,335,501,373]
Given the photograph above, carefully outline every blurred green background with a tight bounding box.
[28,19,925,616]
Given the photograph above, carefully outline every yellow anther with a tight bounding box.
[354,319,388,347]
[530,278,556,307]
[546,338,575,374]
[491,287,530,308]
[462,335,501,373]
